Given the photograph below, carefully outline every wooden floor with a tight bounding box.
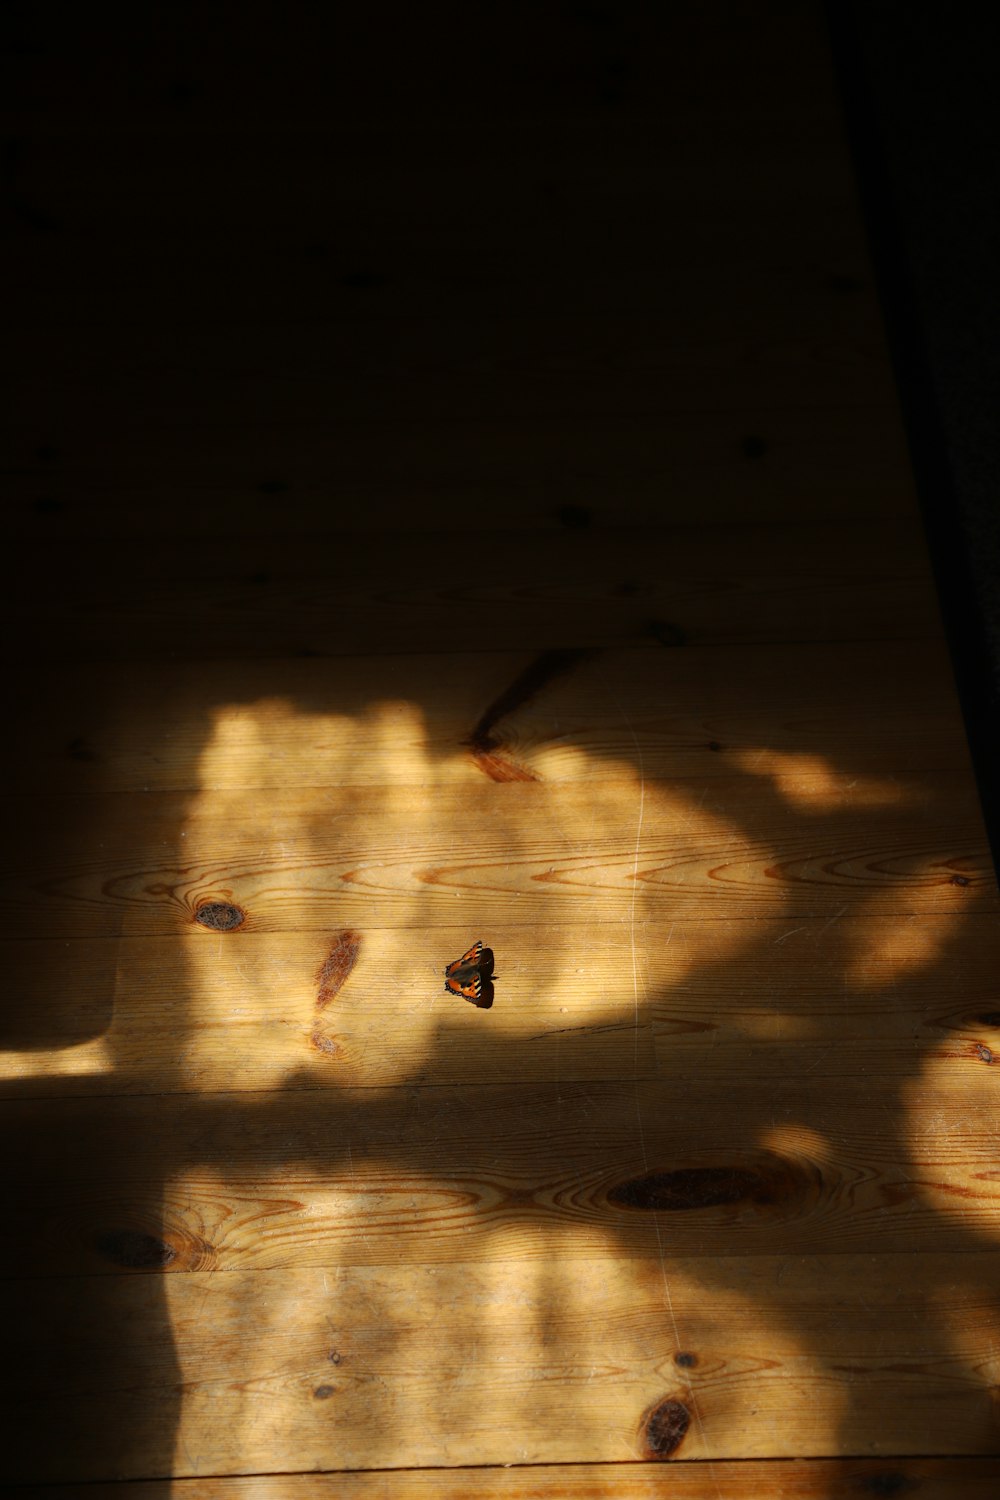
[4,4,1000,1495]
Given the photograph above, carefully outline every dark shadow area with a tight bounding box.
[829,1,1000,869]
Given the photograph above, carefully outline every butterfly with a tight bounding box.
[444,940,496,1009]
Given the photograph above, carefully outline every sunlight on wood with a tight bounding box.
[93,698,984,1470]
[900,1066,1000,1248]
[0,1035,113,1078]
[730,748,914,810]
[163,702,749,1090]
[843,909,957,989]
[161,1255,846,1475]
[202,697,436,789]
[9,1,1000,1487]
[758,1122,834,1165]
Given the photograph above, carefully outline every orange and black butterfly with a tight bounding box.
[444,941,496,1009]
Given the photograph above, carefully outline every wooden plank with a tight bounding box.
[4,286,892,377]
[10,4,988,1493]
[11,1460,1000,1500]
[4,118,856,214]
[4,1255,1000,1480]
[1,772,990,940]
[2,291,897,418]
[3,523,936,658]
[4,642,969,796]
[650,910,1000,1077]
[0,410,914,535]
[4,914,998,1098]
[2,4,842,133]
[2,342,895,451]
[7,474,919,546]
[0,218,875,331]
[6,1073,1000,1275]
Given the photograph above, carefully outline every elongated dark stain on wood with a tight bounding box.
[467,648,596,781]
[315,931,362,1010]
[469,749,540,783]
[612,1166,761,1211]
[95,1230,177,1270]
[194,901,245,931]
[311,931,360,1055]
[641,1396,691,1459]
[610,1158,807,1212]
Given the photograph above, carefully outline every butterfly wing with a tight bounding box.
[443,941,494,1007]
[445,940,482,978]
[444,967,482,1003]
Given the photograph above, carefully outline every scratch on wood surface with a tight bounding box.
[602,664,720,1490]
[629,770,647,1076]
[524,1020,635,1043]
[818,904,849,935]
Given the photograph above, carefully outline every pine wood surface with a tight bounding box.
[2,771,992,943]
[5,429,917,546]
[7,639,966,793]
[9,1460,1000,1500]
[4,299,899,425]
[5,1255,1000,1481]
[3,523,937,664]
[7,1074,1000,1278]
[4,914,1000,1096]
[7,0,1000,1491]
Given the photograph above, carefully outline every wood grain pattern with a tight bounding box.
[4,1256,1000,1480]
[10,1460,999,1499]
[7,0,998,1489]
[4,641,968,794]
[4,915,998,1097]
[6,1075,1000,1276]
[2,773,991,940]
